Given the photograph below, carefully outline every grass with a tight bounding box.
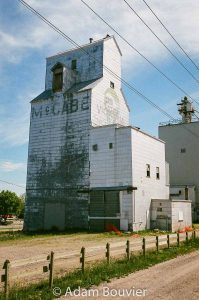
[0,230,151,243]
[1,238,199,300]
[0,227,174,243]
[193,223,199,230]
[0,230,127,243]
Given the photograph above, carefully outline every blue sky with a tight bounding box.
[1,0,199,194]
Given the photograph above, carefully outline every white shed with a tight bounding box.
[151,199,192,232]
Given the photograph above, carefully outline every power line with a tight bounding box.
[0,179,25,189]
[16,0,176,119]
[124,0,199,85]
[18,0,199,140]
[80,0,199,107]
[142,0,199,72]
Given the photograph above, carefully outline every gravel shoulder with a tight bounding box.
[60,250,199,300]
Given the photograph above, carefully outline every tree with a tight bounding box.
[18,193,25,219]
[0,190,24,218]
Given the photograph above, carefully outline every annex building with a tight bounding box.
[159,97,199,222]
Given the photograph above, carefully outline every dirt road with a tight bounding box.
[59,250,199,300]
[0,232,133,286]
[0,230,196,289]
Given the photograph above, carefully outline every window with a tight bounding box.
[71,59,77,70]
[156,167,160,180]
[146,164,150,177]
[92,144,98,151]
[52,64,63,92]
[181,148,186,153]
[110,81,114,89]
[109,143,113,149]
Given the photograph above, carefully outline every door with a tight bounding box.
[89,191,120,231]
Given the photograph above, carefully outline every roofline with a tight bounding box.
[91,124,165,144]
[122,126,165,144]
[46,35,119,60]
[159,120,199,128]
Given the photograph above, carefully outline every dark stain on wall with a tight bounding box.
[24,92,90,231]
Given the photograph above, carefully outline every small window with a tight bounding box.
[92,144,98,151]
[52,64,63,92]
[156,167,160,180]
[71,59,77,70]
[110,81,114,89]
[157,207,162,212]
[109,143,113,149]
[146,164,150,177]
[181,148,186,153]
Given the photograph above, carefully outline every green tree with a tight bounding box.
[18,194,25,219]
[0,190,24,218]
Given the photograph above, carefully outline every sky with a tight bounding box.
[1,0,199,195]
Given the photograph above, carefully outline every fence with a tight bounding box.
[0,230,198,298]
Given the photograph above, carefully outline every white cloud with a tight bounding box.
[0,161,26,172]
[0,0,199,147]
[1,0,199,71]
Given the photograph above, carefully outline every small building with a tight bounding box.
[151,199,192,232]
[24,36,192,232]
[159,97,199,222]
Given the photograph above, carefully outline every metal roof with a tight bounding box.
[31,77,102,103]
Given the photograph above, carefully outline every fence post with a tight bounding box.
[186,231,188,242]
[193,230,196,240]
[80,247,85,273]
[49,251,54,288]
[1,260,10,300]
[126,240,130,260]
[106,243,110,264]
[177,233,180,247]
[142,238,146,256]
[156,236,159,252]
[43,251,54,287]
[167,234,170,249]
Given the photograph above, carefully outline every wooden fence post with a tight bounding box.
[156,236,159,252]
[126,240,130,260]
[49,251,54,288]
[1,260,10,299]
[80,247,85,273]
[193,230,196,240]
[167,234,170,249]
[142,238,146,256]
[106,243,110,264]
[177,233,180,247]
[43,251,54,287]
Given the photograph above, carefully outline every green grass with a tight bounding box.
[0,230,85,242]
[1,238,199,300]
[0,228,173,243]
[0,230,125,243]
[193,223,199,230]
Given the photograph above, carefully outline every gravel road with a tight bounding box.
[59,250,199,300]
